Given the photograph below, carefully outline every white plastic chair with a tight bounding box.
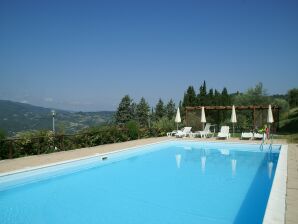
[198,123,212,138]
[175,127,192,138]
[217,126,230,139]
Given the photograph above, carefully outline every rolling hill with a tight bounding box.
[279,107,298,133]
[0,100,114,136]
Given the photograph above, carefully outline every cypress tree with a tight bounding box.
[220,87,230,123]
[115,95,133,124]
[182,86,197,107]
[207,88,214,105]
[136,97,150,127]
[198,81,207,105]
[155,99,165,120]
[221,87,231,105]
[213,89,220,106]
[165,99,176,119]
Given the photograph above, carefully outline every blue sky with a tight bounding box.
[0,0,297,111]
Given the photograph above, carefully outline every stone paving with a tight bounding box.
[286,144,298,224]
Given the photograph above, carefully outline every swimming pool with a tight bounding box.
[0,141,284,224]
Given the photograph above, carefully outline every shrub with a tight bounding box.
[126,120,139,140]
[0,123,168,159]
[152,117,175,136]
[0,129,6,140]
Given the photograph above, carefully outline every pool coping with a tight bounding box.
[0,139,172,178]
[0,139,287,223]
[0,139,279,177]
[263,144,288,224]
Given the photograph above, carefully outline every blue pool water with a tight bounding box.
[0,141,280,224]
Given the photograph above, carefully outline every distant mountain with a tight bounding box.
[0,100,115,136]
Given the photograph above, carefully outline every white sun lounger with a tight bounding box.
[253,133,265,140]
[217,126,230,139]
[167,130,178,136]
[192,123,212,138]
[241,132,253,140]
[175,127,192,138]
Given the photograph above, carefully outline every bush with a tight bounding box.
[0,129,6,140]
[126,120,139,140]
[279,107,298,134]
[152,117,175,136]
[0,123,169,159]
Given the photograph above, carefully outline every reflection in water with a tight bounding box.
[230,151,237,177]
[231,159,237,177]
[268,162,273,179]
[175,154,181,168]
[267,151,274,179]
[220,148,230,156]
[201,149,207,174]
[201,156,206,174]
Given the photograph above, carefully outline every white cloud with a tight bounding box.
[21,100,28,104]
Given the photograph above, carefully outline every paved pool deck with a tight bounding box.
[0,136,296,223]
[286,144,298,224]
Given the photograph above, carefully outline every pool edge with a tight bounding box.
[0,139,172,177]
[263,144,287,224]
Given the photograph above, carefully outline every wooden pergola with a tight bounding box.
[185,105,280,131]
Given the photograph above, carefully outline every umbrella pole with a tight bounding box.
[268,123,271,140]
[177,123,178,132]
[233,123,234,138]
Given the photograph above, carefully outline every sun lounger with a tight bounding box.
[175,127,192,138]
[167,130,177,136]
[253,133,265,140]
[192,123,212,138]
[241,132,253,140]
[217,126,230,139]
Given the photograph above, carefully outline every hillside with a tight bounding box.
[279,107,298,133]
[0,100,114,136]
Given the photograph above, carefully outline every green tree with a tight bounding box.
[136,97,150,127]
[273,98,289,113]
[0,129,6,140]
[221,87,231,105]
[287,88,298,108]
[115,95,134,124]
[197,81,207,105]
[165,99,176,119]
[233,82,269,106]
[182,86,197,107]
[207,88,214,105]
[149,107,155,123]
[155,99,165,120]
[131,102,137,118]
[214,89,221,106]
